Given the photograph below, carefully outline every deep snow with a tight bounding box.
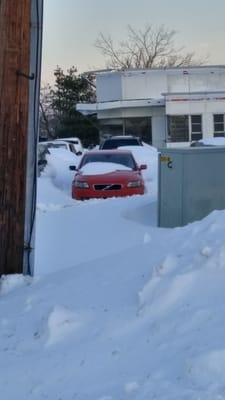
[1,146,225,399]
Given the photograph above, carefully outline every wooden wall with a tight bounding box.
[0,1,31,275]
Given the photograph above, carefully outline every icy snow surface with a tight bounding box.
[1,146,225,399]
[200,137,225,146]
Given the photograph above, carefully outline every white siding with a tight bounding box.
[97,73,122,102]
[122,70,167,100]
[152,114,167,148]
[96,67,225,103]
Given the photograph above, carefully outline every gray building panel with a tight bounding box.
[158,147,225,227]
[96,73,122,102]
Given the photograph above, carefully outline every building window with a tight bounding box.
[191,115,202,141]
[167,115,189,142]
[214,114,225,137]
[124,117,152,144]
[100,119,123,139]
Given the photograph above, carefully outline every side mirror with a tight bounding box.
[69,165,77,171]
[139,164,147,170]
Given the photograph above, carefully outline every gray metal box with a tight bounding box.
[158,147,225,227]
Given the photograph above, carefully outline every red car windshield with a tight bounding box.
[79,153,137,170]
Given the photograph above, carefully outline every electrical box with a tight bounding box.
[158,147,225,228]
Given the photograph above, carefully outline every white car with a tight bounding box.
[39,140,81,155]
[56,137,83,154]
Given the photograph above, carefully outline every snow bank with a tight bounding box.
[3,204,225,400]
[43,148,81,194]
[119,145,159,195]
[47,305,82,346]
[0,274,32,295]
[200,137,225,146]
[3,209,225,399]
[37,176,75,210]
[2,138,225,399]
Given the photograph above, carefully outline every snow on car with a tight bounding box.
[55,137,84,154]
[191,137,225,146]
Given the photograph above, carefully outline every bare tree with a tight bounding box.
[39,84,56,139]
[95,24,207,69]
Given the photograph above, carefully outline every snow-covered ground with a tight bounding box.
[1,146,225,399]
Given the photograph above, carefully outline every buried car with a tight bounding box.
[71,150,146,200]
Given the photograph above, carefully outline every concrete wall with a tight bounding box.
[97,66,225,103]
[166,97,225,138]
[152,114,167,148]
[95,67,225,147]
[98,106,164,120]
[122,70,167,100]
[96,73,122,102]
[167,69,225,93]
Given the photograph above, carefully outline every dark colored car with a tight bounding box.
[38,144,50,175]
[71,150,146,200]
[190,141,213,147]
[99,135,143,150]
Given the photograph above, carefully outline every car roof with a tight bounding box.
[85,149,133,155]
[104,135,139,140]
[40,140,69,145]
[56,137,81,142]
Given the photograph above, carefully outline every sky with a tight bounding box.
[42,0,225,84]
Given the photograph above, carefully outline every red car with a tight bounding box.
[71,150,146,200]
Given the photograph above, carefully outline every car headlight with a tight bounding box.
[127,180,142,188]
[74,181,89,188]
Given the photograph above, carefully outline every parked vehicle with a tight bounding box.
[39,140,79,155]
[190,137,225,147]
[71,150,146,200]
[56,137,83,154]
[99,135,143,150]
[38,143,50,175]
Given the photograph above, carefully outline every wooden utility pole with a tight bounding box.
[0,0,43,276]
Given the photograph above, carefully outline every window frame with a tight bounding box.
[213,114,225,137]
[190,114,202,141]
[167,115,189,142]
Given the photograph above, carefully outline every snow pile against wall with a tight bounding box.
[119,144,159,195]
[2,205,225,399]
[200,137,225,146]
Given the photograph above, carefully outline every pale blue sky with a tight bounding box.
[42,0,225,83]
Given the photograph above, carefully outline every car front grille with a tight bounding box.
[94,184,122,191]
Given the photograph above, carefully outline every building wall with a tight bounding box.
[167,69,225,93]
[98,106,164,119]
[95,67,225,147]
[96,72,122,102]
[152,115,167,148]
[97,66,225,103]
[166,97,225,138]
[122,70,167,100]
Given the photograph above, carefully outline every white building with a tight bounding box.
[77,65,225,148]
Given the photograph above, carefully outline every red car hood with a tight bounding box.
[75,170,142,183]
